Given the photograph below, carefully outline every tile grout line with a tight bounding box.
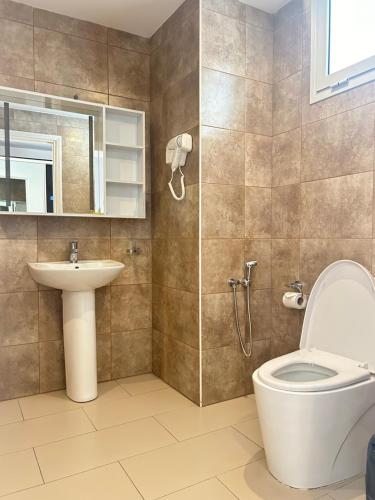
[216,475,241,499]
[32,446,45,484]
[151,415,180,443]
[118,461,145,500]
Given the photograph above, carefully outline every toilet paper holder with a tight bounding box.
[286,280,304,294]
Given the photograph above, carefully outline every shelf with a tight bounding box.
[105,108,144,147]
[106,142,143,150]
[106,179,143,185]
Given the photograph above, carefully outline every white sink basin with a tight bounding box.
[28,260,124,292]
[28,259,124,403]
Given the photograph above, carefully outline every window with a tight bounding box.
[310,0,375,103]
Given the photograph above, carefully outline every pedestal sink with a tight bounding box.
[28,260,124,402]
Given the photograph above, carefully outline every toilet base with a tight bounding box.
[253,369,375,489]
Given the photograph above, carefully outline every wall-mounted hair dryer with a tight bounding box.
[166,133,192,201]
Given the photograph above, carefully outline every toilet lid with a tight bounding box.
[300,260,375,373]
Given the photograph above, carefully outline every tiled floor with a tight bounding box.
[0,374,365,499]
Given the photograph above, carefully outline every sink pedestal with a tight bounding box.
[62,290,97,402]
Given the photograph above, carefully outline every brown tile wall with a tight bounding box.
[150,0,200,404]
[0,0,152,400]
[201,0,274,405]
[200,0,375,405]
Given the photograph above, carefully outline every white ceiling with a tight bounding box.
[21,0,289,38]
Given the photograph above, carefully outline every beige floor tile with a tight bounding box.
[35,417,176,482]
[160,478,237,499]
[1,463,142,500]
[156,395,257,441]
[19,381,129,420]
[0,449,42,497]
[84,388,193,430]
[330,477,366,500]
[219,459,335,500]
[117,373,169,395]
[234,417,264,447]
[122,427,263,500]
[0,399,23,426]
[0,409,94,455]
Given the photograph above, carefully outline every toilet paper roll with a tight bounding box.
[282,292,307,310]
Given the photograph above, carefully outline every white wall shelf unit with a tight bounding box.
[104,106,146,218]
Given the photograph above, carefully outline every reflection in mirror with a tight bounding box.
[0,89,103,215]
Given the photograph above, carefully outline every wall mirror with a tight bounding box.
[0,87,146,218]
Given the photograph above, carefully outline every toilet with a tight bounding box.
[253,260,375,489]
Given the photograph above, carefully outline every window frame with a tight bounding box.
[310,0,375,104]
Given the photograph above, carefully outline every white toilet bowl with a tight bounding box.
[253,260,375,489]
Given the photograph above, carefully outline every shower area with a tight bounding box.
[151,0,305,406]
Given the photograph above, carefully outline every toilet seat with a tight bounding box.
[258,348,370,392]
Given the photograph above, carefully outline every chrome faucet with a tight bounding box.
[69,240,78,264]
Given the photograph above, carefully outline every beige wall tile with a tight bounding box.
[202,127,245,185]
[97,335,112,382]
[111,238,152,285]
[271,289,302,356]
[0,292,38,346]
[165,337,199,402]
[34,81,108,104]
[245,187,272,239]
[0,239,37,292]
[246,80,272,136]
[108,28,150,54]
[162,288,199,348]
[245,134,272,187]
[245,4,273,30]
[300,172,373,238]
[111,284,152,332]
[202,292,244,349]
[301,105,374,182]
[273,72,301,135]
[0,344,39,400]
[161,3,199,90]
[163,71,199,139]
[0,74,34,91]
[34,28,108,93]
[202,9,246,76]
[39,340,65,393]
[202,0,246,20]
[95,286,111,335]
[0,0,33,24]
[111,329,152,379]
[0,449,42,497]
[202,184,244,239]
[244,239,271,289]
[301,66,375,126]
[202,345,250,404]
[272,128,301,186]
[246,25,273,84]
[272,184,300,238]
[301,239,372,292]
[37,238,110,262]
[0,19,33,79]
[38,290,62,341]
[271,239,300,290]
[33,9,107,43]
[37,217,110,239]
[250,289,272,340]
[201,68,245,130]
[109,45,149,100]
[202,239,244,294]
[273,15,302,82]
